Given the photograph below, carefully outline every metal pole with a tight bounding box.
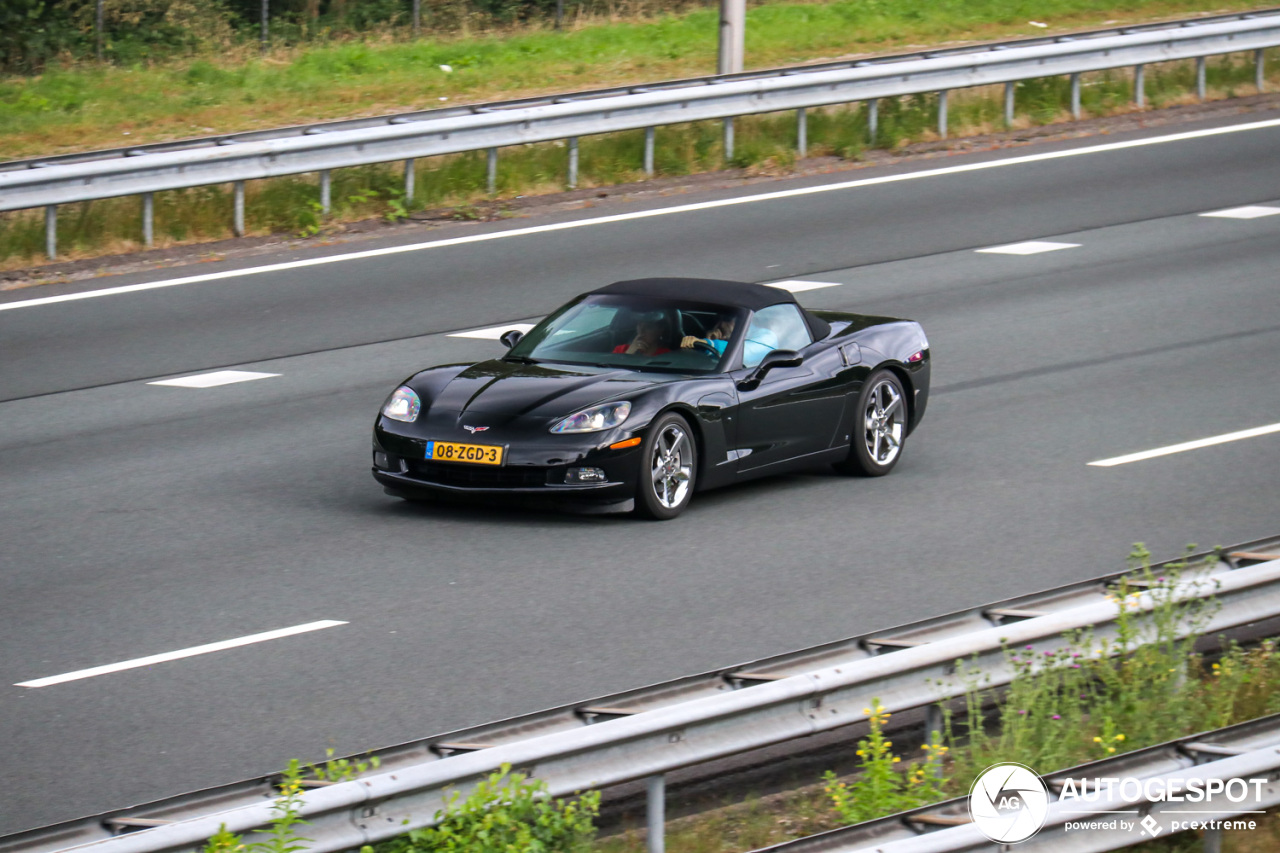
[1257,49,1266,92]
[45,205,57,260]
[555,0,563,30]
[1197,56,1206,101]
[319,170,331,214]
[487,148,498,194]
[868,99,878,145]
[403,160,415,204]
[261,0,269,54]
[723,118,734,163]
[717,0,744,74]
[797,107,807,157]
[1003,82,1014,127]
[937,90,948,140]
[1134,64,1144,107]
[1071,72,1081,118]
[567,137,578,189]
[925,704,945,780]
[1204,827,1223,853]
[234,181,245,237]
[96,0,104,62]
[142,192,154,248]
[643,128,655,177]
[413,0,421,37]
[646,775,665,853]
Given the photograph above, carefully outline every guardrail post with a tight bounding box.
[567,137,579,189]
[1257,49,1266,92]
[1071,72,1081,119]
[723,117,735,162]
[233,181,245,237]
[1003,82,1014,127]
[403,159,415,204]
[646,774,665,853]
[643,127,655,177]
[319,170,331,215]
[796,107,807,157]
[142,192,154,248]
[937,90,948,139]
[1204,826,1223,853]
[1197,56,1207,101]
[487,148,498,193]
[1134,64,1145,107]
[867,99,878,145]
[44,205,57,260]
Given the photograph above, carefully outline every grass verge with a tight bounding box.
[2,2,1279,269]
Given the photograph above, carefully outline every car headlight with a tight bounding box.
[381,386,422,423]
[550,401,632,434]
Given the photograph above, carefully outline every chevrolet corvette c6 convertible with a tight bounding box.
[372,278,930,519]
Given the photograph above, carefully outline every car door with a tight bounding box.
[730,304,848,472]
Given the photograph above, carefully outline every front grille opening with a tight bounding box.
[406,460,552,488]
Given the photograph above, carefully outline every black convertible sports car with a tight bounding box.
[372,278,930,519]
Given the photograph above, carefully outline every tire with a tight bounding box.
[835,369,907,477]
[636,412,697,519]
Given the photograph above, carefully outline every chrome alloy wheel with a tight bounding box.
[863,378,904,467]
[649,423,693,509]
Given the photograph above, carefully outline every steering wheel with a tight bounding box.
[692,339,720,357]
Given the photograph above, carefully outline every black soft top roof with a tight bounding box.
[594,278,796,311]
[593,278,831,340]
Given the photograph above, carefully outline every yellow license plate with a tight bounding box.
[426,440,504,466]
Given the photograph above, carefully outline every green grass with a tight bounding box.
[2,2,1277,269]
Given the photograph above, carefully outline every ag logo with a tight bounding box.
[969,763,1050,843]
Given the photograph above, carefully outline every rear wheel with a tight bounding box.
[636,412,697,519]
[835,369,906,476]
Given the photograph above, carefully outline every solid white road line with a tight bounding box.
[976,241,1081,255]
[147,370,280,388]
[769,280,843,292]
[1088,422,1280,467]
[3,117,1280,314]
[15,620,348,688]
[447,322,536,339]
[1199,205,1280,219]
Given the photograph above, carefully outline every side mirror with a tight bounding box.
[499,329,525,349]
[737,349,802,390]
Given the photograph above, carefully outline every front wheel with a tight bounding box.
[636,412,697,519]
[835,369,907,477]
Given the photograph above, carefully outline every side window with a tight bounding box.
[742,304,812,368]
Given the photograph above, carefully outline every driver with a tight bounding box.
[680,312,735,355]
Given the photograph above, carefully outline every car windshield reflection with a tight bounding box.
[506,294,747,373]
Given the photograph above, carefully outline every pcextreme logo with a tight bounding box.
[968,763,1050,843]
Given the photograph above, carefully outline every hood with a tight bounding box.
[417,358,663,426]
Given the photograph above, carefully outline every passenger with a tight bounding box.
[614,317,672,356]
[680,313,735,355]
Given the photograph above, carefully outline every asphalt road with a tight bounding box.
[1,110,1279,835]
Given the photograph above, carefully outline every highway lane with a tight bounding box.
[2,118,1280,834]
[3,111,1280,401]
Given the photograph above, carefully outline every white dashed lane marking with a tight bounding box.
[1089,422,1280,467]
[769,280,843,292]
[447,323,536,340]
[15,620,348,688]
[147,370,280,388]
[976,241,1081,255]
[1200,205,1280,219]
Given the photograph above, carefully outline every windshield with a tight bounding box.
[507,294,747,373]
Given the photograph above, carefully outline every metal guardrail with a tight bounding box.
[3,11,1280,258]
[749,714,1280,852]
[2,538,1278,853]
